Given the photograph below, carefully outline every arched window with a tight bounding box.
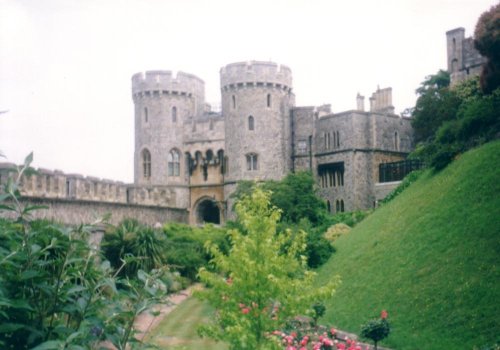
[144,107,148,123]
[232,95,236,109]
[246,153,258,171]
[142,149,151,179]
[336,200,340,212]
[172,106,177,123]
[326,200,331,213]
[336,131,340,147]
[267,93,271,107]
[340,199,345,212]
[394,131,399,151]
[452,37,456,51]
[248,116,254,130]
[332,131,336,149]
[168,149,180,176]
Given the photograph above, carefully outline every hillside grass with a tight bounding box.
[316,141,500,349]
[146,297,227,350]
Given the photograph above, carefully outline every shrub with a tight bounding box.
[360,310,391,350]
[0,154,169,349]
[102,218,168,278]
[163,222,229,281]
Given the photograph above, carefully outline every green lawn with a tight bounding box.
[145,296,227,350]
[316,141,500,349]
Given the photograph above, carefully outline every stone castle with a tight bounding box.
[0,28,484,226]
[131,61,413,224]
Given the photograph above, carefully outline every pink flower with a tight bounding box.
[381,310,388,319]
[330,327,336,336]
[241,307,250,314]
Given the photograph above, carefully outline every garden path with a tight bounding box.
[134,283,200,341]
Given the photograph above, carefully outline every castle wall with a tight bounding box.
[446,28,486,86]
[221,61,295,186]
[132,71,206,187]
[1,197,188,226]
[291,106,315,172]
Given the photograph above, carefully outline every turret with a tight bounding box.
[220,61,295,185]
[132,70,205,186]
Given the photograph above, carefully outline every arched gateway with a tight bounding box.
[195,198,221,224]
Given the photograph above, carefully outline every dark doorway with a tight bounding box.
[196,199,220,224]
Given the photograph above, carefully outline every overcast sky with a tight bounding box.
[0,0,495,183]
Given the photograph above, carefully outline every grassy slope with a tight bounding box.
[146,297,227,350]
[317,141,500,349]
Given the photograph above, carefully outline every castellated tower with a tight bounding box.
[220,61,295,198]
[132,70,205,188]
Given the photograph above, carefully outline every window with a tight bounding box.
[246,153,258,171]
[318,162,344,188]
[142,148,151,179]
[326,200,331,213]
[144,107,148,122]
[172,106,177,123]
[168,149,180,176]
[267,93,271,107]
[248,116,254,130]
[394,131,399,151]
[297,140,307,153]
[336,131,340,148]
[332,131,336,149]
[340,199,345,212]
[232,95,236,109]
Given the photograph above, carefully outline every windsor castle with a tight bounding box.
[0,28,484,226]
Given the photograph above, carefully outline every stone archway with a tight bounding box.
[195,198,221,224]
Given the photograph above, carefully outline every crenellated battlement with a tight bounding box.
[131,70,205,99]
[0,163,179,209]
[220,61,293,91]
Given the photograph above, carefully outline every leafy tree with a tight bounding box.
[411,71,461,143]
[231,171,328,225]
[474,3,500,94]
[197,188,338,350]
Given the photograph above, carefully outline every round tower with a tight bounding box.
[132,70,205,186]
[220,61,295,188]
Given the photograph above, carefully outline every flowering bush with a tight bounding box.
[274,328,367,350]
[360,310,391,350]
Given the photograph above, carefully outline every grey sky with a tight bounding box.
[0,0,495,182]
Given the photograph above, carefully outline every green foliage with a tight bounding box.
[474,3,500,94]
[0,154,169,349]
[231,171,328,225]
[163,222,230,281]
[360,315,390,350]
[102,218,167,278]
[311,302,326,327]
[198,188,338,350]
[411,71,460,143]
[317,141,500,349]
[411,70,500,170]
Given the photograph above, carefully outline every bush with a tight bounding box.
[360,310,391,350]
[0,155,169,349]
[102,218,168,278]
[163,222,230,281]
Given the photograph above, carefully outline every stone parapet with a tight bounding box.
[0,163,183,209]
[220,61,292,91]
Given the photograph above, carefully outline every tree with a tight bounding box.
[474,3,500,94]
[197,188,337,350]
[411,71,461,143]
[231,171,328,225]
